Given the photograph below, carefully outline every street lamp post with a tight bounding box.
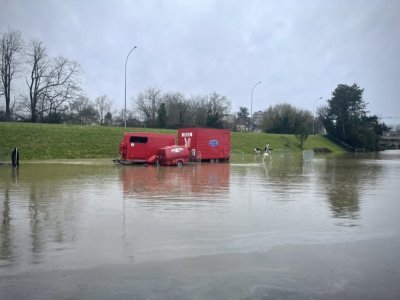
[124,46,137,128]
[250,81,262,132]
[313,96,323,135]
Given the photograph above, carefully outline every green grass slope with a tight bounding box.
[0,123,343,161]
[231,132,343,155]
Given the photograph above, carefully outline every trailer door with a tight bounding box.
[129,136,149,159]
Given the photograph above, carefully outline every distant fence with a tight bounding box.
[0,148,12,165]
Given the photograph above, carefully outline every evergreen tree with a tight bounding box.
[157,102,167,128]
[321,83,389,151]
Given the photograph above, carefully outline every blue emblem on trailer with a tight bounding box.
[209,139,219,147]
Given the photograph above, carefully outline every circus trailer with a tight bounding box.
[156,145,190,167]
[118,132,176,164]
[177,128,230,162]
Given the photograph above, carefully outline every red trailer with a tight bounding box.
[177,128,230,162]
[118,132,175,164]
[156,145,190,167]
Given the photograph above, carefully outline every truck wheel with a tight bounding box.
[177,161,183,167]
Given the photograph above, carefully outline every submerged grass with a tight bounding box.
[0,122,343,161]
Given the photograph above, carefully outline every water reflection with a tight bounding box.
[232,153,315,204]
[0,163,117,268]
[1,186,12,263]
[319,155,382,221]
[0,152,399,279]
[120,163,230,203]
[233,152,384,222]
[261,153,310,184]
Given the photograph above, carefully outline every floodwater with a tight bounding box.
[1,151,400,299]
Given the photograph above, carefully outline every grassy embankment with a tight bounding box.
[0,123,343,161]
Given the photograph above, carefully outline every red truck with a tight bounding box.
[177,128,230,162]
[156,145,190,167]
[118,132,175,164]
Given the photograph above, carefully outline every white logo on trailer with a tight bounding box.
[171,147,184,153]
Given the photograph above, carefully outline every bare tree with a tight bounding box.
[163,91,189,128]
[45,56,81,121]
[22,40,47,122]
[67,96,99,125]
[79,105,98,125]
[132,88,232,129]
[23,40,81,122]
[134,86,162,128]
[0,29,23,121]
[188,95,208,127]
[67,95,90,124]
[206,92,231,128]
[95,94,112,125]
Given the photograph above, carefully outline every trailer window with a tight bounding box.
[130,136,148,143]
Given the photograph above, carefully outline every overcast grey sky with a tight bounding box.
[1,0,399,123]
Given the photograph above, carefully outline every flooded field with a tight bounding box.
[1,151,400,299]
